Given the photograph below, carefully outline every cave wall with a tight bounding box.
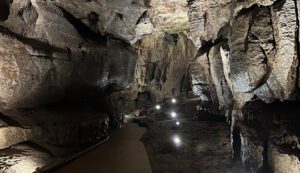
[107,33,197,112]
[135,33,197,98]
[0,0,194,112]
[187,0,300,113]
[0,0,143,110]
[1,0,299,122]
[106,0,300,118]
[1,0,300,172]
[184,1,300,172]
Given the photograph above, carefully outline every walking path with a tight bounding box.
[55,123,152,173]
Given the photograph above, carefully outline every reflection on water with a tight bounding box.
[139,100,247,173]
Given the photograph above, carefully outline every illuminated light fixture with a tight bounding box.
[155,104,161,110]
[176,121,180,125]
[171,98,177,103]
[173,135,182,146]
[170,112,177,118]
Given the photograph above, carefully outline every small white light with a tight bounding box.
[176,121,180,125]
[171,98,177,103]
[171,112,177,118]
[173,135,182,146]
[155,104,161,110]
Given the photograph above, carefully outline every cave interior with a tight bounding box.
[0,0,300,173]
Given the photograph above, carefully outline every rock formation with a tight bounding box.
[1,0,300,172]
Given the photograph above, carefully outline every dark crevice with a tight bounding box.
[135,91,153,109]
[146,62,156,82]
[88,12,99,26]
[58,4,133,49]
[193,83,209,87]
[0,113,22,127]
[150,63,156,81]
[162,67,168,83]
[268,6,277,50]
[0,0,10,21]
[116,12,124,21]
[260,141,273,173]
[0,25,66,56]
[154,67,162,82]
[180,72,191,94]
[164,33,179,45]
[244,7,255,54]
[136,11,148,25]
[235,3,259,17]
[251,45,272,92]
[171,88,175,95]
[293,0,300,99]
[187,0,195,6]
[272,0,286,11]
[196,37,228,57]
[203,12,207,28]
[56,5,107,45]
[232,126,241,161]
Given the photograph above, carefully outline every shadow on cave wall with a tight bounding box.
[135,91,153,109]
[242,100,300,135]
[233,99,300,173]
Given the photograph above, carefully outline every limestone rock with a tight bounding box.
[149,0,189,34]
[111,33,197,112]
[269,144,300,173]
[240,128,264,173]
[229,7,272,94]
[187,0,231,48]
[0,127,41,149]
[0,144,51,173]
[268,0,298,99]
[189,53,213,102]
[0,32,137,110]
[186,0,299,112]
[209,43,233,112]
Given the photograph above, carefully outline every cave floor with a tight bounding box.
[53,100,247,173]
[54,123,152,173]
[140,101,248,173]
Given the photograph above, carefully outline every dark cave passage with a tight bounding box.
[1,0,300,173]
